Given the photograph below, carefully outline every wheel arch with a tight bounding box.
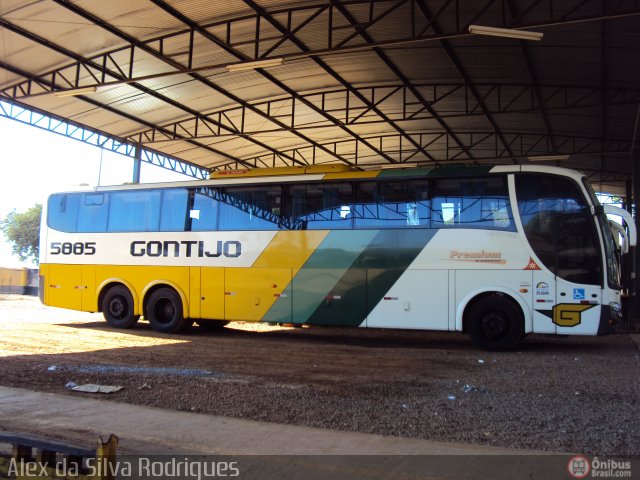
[457,287,532,334]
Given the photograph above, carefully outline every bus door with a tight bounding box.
[552,208,602,335]
[516,173,603,335]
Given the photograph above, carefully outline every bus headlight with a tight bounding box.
[609,302,623,321]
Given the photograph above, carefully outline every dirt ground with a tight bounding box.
[0,294,638,456]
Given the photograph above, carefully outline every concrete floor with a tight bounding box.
[0,385,542,455]
[0,385,568,479]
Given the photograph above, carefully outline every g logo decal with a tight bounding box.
[553,304,595,327]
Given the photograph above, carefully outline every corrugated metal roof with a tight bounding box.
[1,0,639,190]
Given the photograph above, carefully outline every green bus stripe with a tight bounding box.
[262,229,436,326]
[288,230,378,324]
[304,229,436,326]
[261,283,293,324]
[301,230,378,269]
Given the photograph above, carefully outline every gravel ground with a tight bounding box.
[0,294,639,456]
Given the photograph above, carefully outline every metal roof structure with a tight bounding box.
[1,0,639,194]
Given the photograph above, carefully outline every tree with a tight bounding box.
[0,204,42,264]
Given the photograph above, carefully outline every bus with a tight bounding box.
[39,164,636,350]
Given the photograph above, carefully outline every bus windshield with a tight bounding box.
[515,174,603,286]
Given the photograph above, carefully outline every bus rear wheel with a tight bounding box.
[467,295,524,351]
[146,287,191,333]
[102,285,139,329]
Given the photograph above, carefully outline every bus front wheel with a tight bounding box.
[146,287,191,333]
[102,285,140,329]
[466,295,524,351]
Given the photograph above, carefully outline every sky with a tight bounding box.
[0,115,192,268]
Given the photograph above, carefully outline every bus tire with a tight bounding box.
[102,285,139,329]
[466,295,524,351]
[146,287,191,333]
[196,320,229,331]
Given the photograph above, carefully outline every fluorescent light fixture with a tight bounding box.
[468,25,543,41]
[527,154,571,162]
[53,86,98,97]
[226,58,284,72]
[379,163,420,169]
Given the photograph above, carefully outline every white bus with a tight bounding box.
[39,164,636,350]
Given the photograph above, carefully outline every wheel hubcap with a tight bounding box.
[480,312,509,339]
[109,297,125,319]
[154,299,175,324]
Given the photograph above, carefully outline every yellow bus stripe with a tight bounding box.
[322,171,380,180]
[252,231,328,271]
[223,231,328,321]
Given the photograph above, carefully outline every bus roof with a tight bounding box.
[65,164,586,194]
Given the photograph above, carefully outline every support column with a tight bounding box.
[132,143,142,184]
[623,179,634,329]
[631,139,640,329]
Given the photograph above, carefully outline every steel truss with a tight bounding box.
[212,131,632,170]
[130,83,640,142]
[3,0,637,99]
[1,0,637,170]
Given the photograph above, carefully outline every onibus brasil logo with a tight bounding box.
[567,456,632,479]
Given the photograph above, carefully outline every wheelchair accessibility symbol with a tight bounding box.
[573,288,586,300]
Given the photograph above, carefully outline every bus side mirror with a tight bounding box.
[604,205,637,247]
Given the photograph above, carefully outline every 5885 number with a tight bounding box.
[50,242,96,255]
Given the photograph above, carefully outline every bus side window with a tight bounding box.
[78,193,108,232]
[160,188,189,231]
[431,177,512,230]
[354,180,429,228]
[353,182,377,228]
[191,188,219,231]
[432,179,462,226]
[473,178,512,229]
[218,185,282,230]
[47,193,80,233]
[286,182,352,230]
[108,190,161,232]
